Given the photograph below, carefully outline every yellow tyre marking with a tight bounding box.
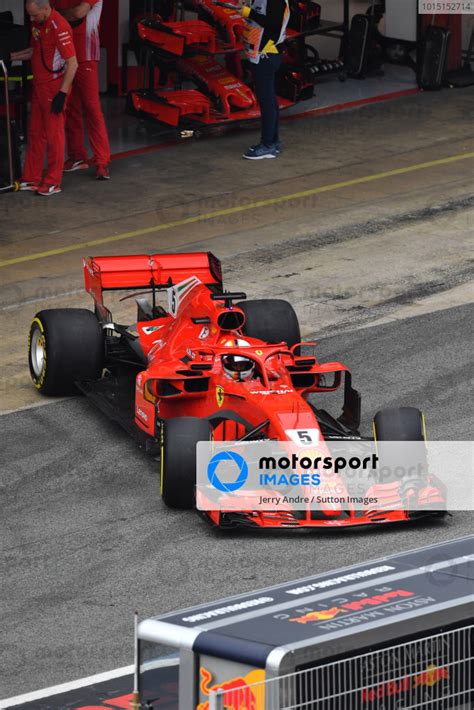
[421,412,428,448]
[29,317,47,389]
[31,317,44,333]
[160,425,164,497]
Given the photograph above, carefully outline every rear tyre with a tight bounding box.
[161,417,211,509]
[28,309,104,396]
[238,299,301,348]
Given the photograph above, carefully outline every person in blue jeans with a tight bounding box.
[240,0,289,159]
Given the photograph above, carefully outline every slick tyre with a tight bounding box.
[373,407,426,442]
[28,309,104,396]
[373,406,428,484]
[161,417,211,509]
[238,299,301,348]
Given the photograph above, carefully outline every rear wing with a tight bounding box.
[83,252,222,305]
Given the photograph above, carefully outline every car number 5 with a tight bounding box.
[286,429,320,446]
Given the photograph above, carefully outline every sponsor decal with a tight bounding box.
[255,349,263,355]
[147,339,165,360]
[136,407,149,423]
[83,257,95,277]
[285,565,396,595]
[250,388,295,395]
[289,589,415,624]
[197,667,265,710]
[198,326,210,340]
[182,596,274,623]
[167,276,200,318]
[361,664,449,703]
[186,348,196,359]
[216,385,225,408]
[142,324,163,335]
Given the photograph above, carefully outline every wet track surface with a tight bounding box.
[1,303,473,698]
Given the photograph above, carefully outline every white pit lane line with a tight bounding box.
[0,658,178,709]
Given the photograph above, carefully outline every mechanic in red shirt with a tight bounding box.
[11,0,77,196]
[53,0,111,180]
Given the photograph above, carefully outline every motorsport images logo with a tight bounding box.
[206,447,324,497]
[207,451,249,493]
[199,441,380,511]
[197,439,471,512]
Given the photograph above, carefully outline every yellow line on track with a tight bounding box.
[1,150,473,268]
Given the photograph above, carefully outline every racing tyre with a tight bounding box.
[373,406,428,484]
[28,309,104,396]
[161,417,211,509]
[238,299,301,348]
[373,406,426,442]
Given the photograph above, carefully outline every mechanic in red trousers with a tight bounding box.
[11,0,77,196]
[53,0,111,180]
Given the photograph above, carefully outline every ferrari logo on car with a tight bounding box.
[216,385,225,408]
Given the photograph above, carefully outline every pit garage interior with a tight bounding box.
[0,0,473,707]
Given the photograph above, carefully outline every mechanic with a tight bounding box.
[53,0,111,180]
[12,0,77,196]
[239,0,289,160]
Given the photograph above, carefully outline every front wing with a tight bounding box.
[202,509,448,529]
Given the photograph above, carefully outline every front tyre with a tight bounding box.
[28,309,104,396]
[373,406,426,442]
[161,417,211,509]
[373,406,428,488]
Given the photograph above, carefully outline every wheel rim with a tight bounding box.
[31,327,45,377]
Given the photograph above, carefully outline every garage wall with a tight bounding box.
[305,1,377,60]
[0,0,22,23]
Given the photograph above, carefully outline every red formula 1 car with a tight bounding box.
[28,253,446,529]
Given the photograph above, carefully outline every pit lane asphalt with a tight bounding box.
[1,303,472,698]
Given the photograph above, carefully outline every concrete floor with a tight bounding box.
[0,87,473,412]
[1,305,473,699]
[0,86,473,701]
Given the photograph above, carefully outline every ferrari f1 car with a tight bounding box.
[28,252,446,529]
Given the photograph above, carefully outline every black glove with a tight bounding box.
[51,91,67,114]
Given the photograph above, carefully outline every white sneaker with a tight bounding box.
[37,184,62,197]
[19,182,38,192]
[63,159,89,173]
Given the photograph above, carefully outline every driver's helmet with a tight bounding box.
[222,353,255,381]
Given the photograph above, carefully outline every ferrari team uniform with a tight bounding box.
[54,0,110,168]
[22,10,75,187]
[242,0,289,149]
